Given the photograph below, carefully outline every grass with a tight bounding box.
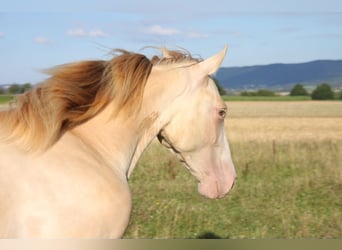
[0,95,14,104]
[124,101,342,238]
[227,101,342,118]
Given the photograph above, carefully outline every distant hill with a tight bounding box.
[216,60,342,91]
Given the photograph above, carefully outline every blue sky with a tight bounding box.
[1,0,342,84]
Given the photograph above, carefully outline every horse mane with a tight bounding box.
[151,48,201,66]
[0,48,199,152]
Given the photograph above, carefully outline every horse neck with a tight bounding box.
[126,67,188,176]
[70,67,186,179]
[69,100,163,180]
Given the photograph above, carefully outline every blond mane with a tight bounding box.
[0,48,199,152]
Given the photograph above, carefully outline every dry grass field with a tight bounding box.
[227,101,342,142]
[124,101,342,238]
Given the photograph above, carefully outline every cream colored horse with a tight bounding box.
[0,46,236,238]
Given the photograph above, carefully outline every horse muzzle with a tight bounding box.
[197,170,236,199]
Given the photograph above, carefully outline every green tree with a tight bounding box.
[290,84,308,96]
[21,83,32,93]
[311,83,334,100]
[8,83,21,94]
[240,89,275,96]
[240,91,256,96]
[257,89,275,96]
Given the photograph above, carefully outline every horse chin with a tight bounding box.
[197,176,235,199]
[198,181,223,199]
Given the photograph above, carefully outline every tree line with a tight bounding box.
[0,83,32,95]
[1,82,341,100]
[212,76,341,100]
[240,83,342,100]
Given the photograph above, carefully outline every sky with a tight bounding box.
[1,0,342,84]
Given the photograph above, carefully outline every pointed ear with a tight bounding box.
[197,45,228,75]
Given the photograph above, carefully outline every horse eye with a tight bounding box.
[218,109,226,119]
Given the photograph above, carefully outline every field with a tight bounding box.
[124,101,342,238]
[222,95,312,101]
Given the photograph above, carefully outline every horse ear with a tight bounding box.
[197,45,228,75]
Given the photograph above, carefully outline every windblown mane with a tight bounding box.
[0,50,152,152]
[0,48,199,152]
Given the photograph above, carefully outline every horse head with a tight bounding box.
[157,46,236,199]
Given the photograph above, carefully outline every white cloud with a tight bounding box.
[88,29,109,37]
[142,25,181,36]
[67,28,86,37]
[0,32,4,38]
[34,36,52,44]
[67,28,109,38]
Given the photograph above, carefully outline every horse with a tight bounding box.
[0,46,236,238]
